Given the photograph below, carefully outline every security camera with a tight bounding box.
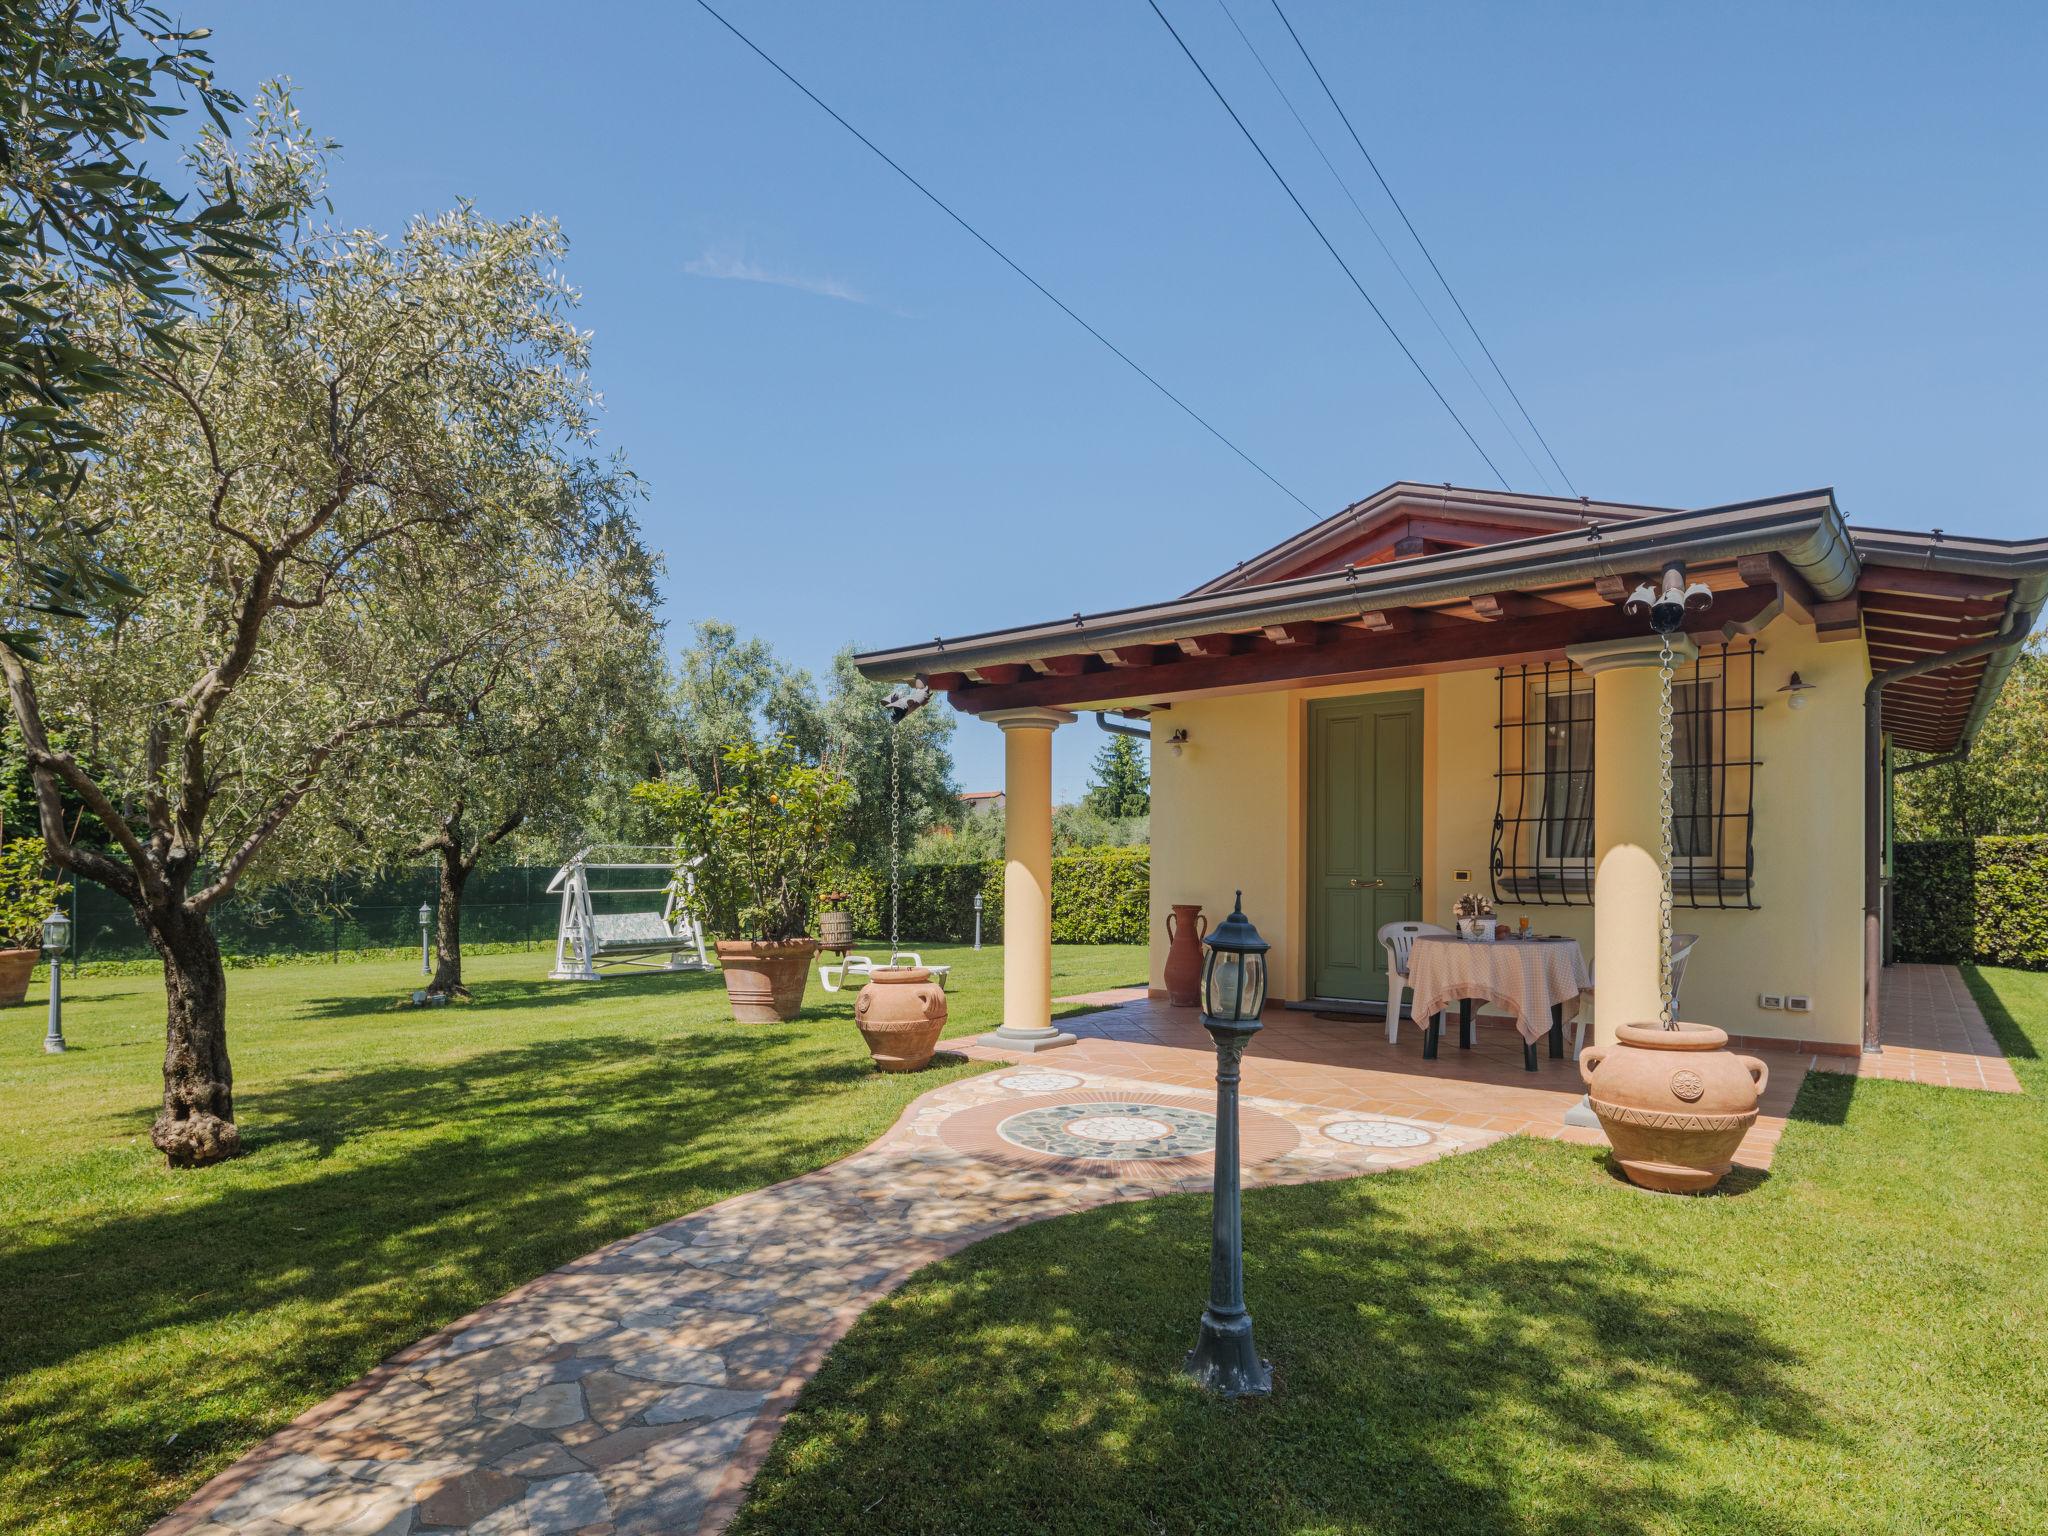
[1626,570,1713,635]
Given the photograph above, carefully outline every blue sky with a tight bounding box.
[197,1,2046,802]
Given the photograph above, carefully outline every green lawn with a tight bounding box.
[732,967,2048,1536]
[0,942,1145,1536]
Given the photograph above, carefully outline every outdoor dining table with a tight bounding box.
[1405,933,1593,1072]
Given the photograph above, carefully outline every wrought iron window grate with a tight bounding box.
[1490,641,1761,910]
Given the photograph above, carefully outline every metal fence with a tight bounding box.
[71,865,573,964]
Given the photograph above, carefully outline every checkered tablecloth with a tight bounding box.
[1407,934,1592,1044]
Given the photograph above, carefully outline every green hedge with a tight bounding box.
[1894,836,2048,970]
[829,850,1149,946]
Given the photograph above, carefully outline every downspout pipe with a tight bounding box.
[1862,605,2037,1052]
[1094,712,1152,740]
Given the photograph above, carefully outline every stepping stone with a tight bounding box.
[642,1385,766,1427]
[268,1482,414,1536]
[483,1383,585,1430]
[605,1343,727,1387]
[493,1443,585,1481]
[469,1472,609,1536]
[415,1467,525,1527]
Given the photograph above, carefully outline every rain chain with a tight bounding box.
[888,721,902,954]
[1656,630,1678,1028]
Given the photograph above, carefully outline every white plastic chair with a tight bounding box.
[1571,932,1697,1059]
[1377,921,1453,1043]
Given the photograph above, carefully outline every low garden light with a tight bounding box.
[1184,891,1272,1397]
[972,890,984,951]
[41,907,71,1055]
[418,902,433,977]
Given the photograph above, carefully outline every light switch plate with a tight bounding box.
[1785,995,1813,1013]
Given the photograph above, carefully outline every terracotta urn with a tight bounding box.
[1579,1023,1768,1194]
[1163,904,1208,1007]
[853,967,948,1072]
[0,948,34,1007]
[714,938,820,1023]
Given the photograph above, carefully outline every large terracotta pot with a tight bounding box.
[0,948,34,1007]
[853,966,948,1072]
[1163,904,1207,1007]
[1579,1023,1768,1194]
[714,939,819,1023]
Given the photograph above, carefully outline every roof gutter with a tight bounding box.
[856,495,1858,681]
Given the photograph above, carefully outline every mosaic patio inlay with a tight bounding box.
[1322,1119,1435,1149]
[995,1100,1217,1160]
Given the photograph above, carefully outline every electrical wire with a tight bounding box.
[1266,0,1580,497]
[1144,0,1509,489]
[1213,0,1554,493]
[690,0,1319,519]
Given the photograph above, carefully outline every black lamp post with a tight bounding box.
[1184,891,1272,1397]
[41,906,71,1055]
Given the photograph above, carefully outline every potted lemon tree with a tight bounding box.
[635,739,852,1022]
[0,839,66,1006]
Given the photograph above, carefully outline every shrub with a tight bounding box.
[634,739,852,941]
[1893,835,2048,970]
[0,839,65,951]
[826,850,1148,946]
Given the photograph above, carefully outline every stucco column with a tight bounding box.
[1568,633,1698,1051]
[983,707,1078,1052]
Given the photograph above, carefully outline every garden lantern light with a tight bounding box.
[1184,891,1272,1397]
[41,907,70,1055]
[418,902,433,977]
[972,890,983,951]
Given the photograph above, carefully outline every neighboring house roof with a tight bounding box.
[958,790,1004,802]
[855,482,2047,757]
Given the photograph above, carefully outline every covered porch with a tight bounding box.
[855,483,2045,1088]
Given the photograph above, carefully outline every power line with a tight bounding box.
[1143,0,1509,490]
[1266,0,1580,497]
[690,0,1319,520]
[1212,0,1554,493]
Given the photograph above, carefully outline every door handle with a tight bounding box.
[1348,878,1385,889]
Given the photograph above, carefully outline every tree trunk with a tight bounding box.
[431,849,471,995]
[148,905,240,1168]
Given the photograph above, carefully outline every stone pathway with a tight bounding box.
[151,1061,1493,1536]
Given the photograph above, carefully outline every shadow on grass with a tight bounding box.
[0,1025,947,1518]
[1786,1064,1856,1126]
[293,965,738,1022]
[732,1161,1826,1536]
[1962,964,2041,1061]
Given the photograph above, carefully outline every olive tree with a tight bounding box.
[0,104,623,1166]
[392,545,665,996]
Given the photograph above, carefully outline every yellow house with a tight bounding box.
[856,484,2045,1061]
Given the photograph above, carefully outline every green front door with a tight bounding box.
[1308,692,1424,1004]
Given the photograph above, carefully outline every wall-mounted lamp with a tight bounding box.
[1166,728,1190,758]
[1777,672,1817,711]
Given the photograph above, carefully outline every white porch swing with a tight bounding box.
[546,844,711,981]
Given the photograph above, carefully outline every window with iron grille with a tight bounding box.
[1491,641,1761,909]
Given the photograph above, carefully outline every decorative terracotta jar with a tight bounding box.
[853,967,948,1072]
[1163,903,1208,1007]
[1579,1023,1768,1194]
[714,938,819,1023]
[0,948,34,1007]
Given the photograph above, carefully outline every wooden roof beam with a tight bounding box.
[1262,621,1324,646]
[1174,632,1246,658]
[1472,591,1570,622]
[1856,567,2011,602]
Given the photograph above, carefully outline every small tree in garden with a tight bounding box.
[0,100,627,1166]
[633,739,852,942]
[388,549,664,997]
[0,837,65,951]
[1084,732,1150,819]
[660,621,822,789]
